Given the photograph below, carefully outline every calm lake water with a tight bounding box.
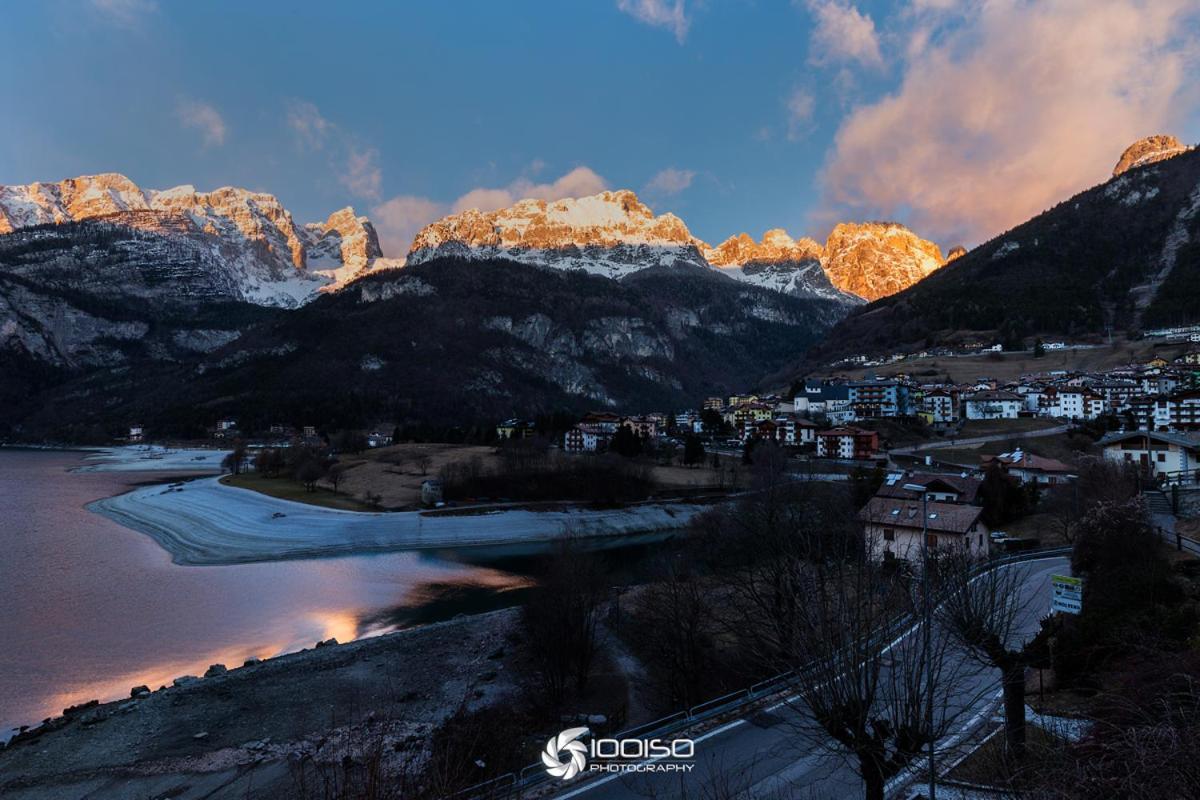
[0,449,535,738]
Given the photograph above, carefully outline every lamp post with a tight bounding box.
[904,483,936,800]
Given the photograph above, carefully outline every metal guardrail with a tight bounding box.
[448,547,1072,800]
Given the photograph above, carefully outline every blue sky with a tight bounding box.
[2,1,1198,256]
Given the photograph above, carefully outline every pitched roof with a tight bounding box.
[858,497,984,535]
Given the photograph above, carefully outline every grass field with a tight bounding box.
[838,339,1193,384]
[220,473,372,511]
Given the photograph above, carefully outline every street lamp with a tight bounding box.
[903,482,936,800]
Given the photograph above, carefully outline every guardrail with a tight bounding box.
[447,547,1072,800]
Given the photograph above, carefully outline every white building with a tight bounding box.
[964,390,1022,420]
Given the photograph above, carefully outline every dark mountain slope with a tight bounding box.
[13,258,843,438]
[806,146,1200,365]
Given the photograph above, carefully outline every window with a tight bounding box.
[883,528,895,541]
[927,534,938,548]
[1158,452,1167,462]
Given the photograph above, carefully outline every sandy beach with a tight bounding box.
[89,475,703,565]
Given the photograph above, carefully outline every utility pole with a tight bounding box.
[904,483,936,800]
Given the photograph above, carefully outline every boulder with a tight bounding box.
[130,685,151,698]
[204,663,228,677]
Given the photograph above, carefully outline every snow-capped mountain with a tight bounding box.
[0,173,398,307]
[407,190,713,279]
[406,190,942,303]
[704,229,857,302]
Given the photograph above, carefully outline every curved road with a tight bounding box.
[549,556,1070,800]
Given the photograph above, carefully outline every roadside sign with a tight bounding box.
[1051,574,1082,615]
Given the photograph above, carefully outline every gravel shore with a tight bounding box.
[0,609,521,800]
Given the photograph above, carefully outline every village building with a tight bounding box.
[981,449,1076,486]
[1098,430,1200,480]
[815,427,880,460]
[859,497,990,563]
[963,389,1022,420]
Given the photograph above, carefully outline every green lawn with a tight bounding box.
[220,473,373,511]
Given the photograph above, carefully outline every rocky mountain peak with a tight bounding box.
[0,174,392,305]
[822,221,944,302]
[705,228,823,267]
[1112,135,1193,177]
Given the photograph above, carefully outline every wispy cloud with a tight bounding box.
[616,0,691,43]
[815,0,1200,245]
[90,0,157,27]
[644,167,696,196]
[175,100,227,148]
[285,100,334,150]
[802,0,883,69]
[371,166,610,258]
[286,100,383,201]
[786,87,816,141]
[341,146,382,202]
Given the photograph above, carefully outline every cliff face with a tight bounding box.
[822,222,945,301]
[1112,135,1193,177]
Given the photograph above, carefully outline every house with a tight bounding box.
[564,427,602,453]
[921,388,957,423]
[1098,430,1200,480]
[302,425,318,438]
[847,380,910,419]
[874,472,983,504]
[620,415,659,439]
[128,425,144,442]
[1176,350,1200,366]
[703,397,725,411]
[580,411,621,435]
[963,390,1022,420]
[366,429,394,448]
[420,478,444,506]
[981,449,1076,485]
[815,427,880,460]
[496,419,536,439]
[859,497,990,563]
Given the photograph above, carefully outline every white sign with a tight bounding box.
[1051,574,1082,615]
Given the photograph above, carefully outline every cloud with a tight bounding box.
[451,166,609,213]
[370,166,609,257]
[644,167,696,196]
[616,0,691,43]
[175,100,227,147]
[340,146,382,201]
[286,100,382,201]
[816,0,1200,245]
[286,100,333,150]
[803,0,883,69]
[786,87,816,141]
[90,0,157,26]
[371,195,446,258]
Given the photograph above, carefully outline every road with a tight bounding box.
[549,556,1069,800]
[889,424,1071,456]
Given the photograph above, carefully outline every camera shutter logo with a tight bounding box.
[542,726,589,780]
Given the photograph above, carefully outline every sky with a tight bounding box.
[2,0,1199,257]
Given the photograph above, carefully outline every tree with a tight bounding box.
[221,439,247,475]
[700,408,726,435]
[938,554,1043,760]
[520,537,607,708]
[326,461,347,493]
[979,462,1030,526]
[611,425,642,458]
[1071,498,1172,617]
[683,434,706,467]
[1033,338,1046,358]
[296,458,325,492]
[848,464,886,509]
[414,452,433,475]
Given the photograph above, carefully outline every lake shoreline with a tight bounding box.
[89,474,705,566]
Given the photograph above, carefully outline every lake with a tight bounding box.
[0,449,535,739]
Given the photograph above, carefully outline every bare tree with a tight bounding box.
[326,461,347,494]
[937,553,1041,760]
[414,452,433,476]
[222,439,247,475]
[520,534,607,708]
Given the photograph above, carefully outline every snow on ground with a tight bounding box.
[72,445,231,473]
[89,476,702,565]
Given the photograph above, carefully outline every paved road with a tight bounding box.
[550,557,1070,800]
[889,425,1070,456]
